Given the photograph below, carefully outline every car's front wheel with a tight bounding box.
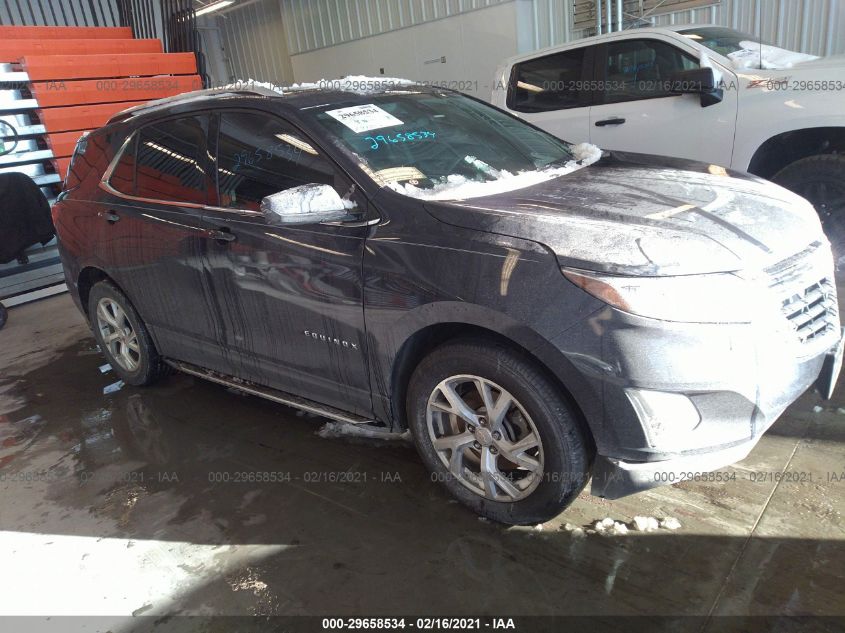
[774,154,845,270]
[407,340,592,525]
[88,280,167,386]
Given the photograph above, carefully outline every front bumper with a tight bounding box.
[588,322,842,500]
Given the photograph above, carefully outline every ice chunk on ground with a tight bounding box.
[660,517,682,530]
[316,421,411,442]
[727,41,819,70]
[102,380,124,395]
[813,405,824,413]
[632,516,660,532]
[594,517,628,535]
[562,522,586,538]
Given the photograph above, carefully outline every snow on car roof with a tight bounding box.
[108,76,423,124]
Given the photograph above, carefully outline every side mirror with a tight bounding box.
[260,184,357,225]
[668,67,723,107]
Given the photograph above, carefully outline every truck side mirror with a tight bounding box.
[668,67,723,108]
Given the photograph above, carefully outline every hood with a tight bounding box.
[423,152,825,276]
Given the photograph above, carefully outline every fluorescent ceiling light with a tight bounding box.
[195,0,234,16]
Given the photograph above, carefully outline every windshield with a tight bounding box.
[677,26,768,56]
[303,90,579,199]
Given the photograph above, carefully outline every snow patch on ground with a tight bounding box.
[660,517,682,530]
[594,517,629,536]
[316,421,411,443]
[727,41,819,69]
[388,143,603,201]
[578,515,683,536]
[562,522,586,538]
[632,516,660,532]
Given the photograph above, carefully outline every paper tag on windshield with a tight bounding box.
[325,104,403,133]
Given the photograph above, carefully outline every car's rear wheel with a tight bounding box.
[407,339,592,525]
[774,155,845,270]
[88,281,166,386]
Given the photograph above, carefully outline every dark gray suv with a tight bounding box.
[53,79,843,524]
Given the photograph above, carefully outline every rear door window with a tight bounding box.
[135,115,209,205]
[508,47,589,113]
[214,110,335,211]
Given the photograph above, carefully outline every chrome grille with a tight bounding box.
[780,278,837,343]
[765,241,839,347]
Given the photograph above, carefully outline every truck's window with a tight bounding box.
[108,133,137,196]
[600,39,698,104]
[135,115,208,205]
[215,111,335,211]
[508,47,587,113]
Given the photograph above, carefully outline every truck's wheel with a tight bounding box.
[0,302,7,330]
[88,281,167,387]
[407,339,592,525]
[774,155,845,269]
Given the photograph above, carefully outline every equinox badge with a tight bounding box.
[304,330,359,350]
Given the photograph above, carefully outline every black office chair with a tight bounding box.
[0,171,56,331]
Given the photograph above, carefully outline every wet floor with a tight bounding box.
[1,294,844,627]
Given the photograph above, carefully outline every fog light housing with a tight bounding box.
[625,388,701,451]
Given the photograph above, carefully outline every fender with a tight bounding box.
[367,299,603,438]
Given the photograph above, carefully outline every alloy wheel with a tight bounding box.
[96,297,140,372]
[426,375,544,502]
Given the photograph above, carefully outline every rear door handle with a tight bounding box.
[595,117,626,127]
[99,210,120,223]
[207,229,237,243]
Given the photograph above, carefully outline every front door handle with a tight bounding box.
[99,210,120,223]
[208,229,237,243]
[595,117,626,127]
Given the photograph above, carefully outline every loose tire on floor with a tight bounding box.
[88,280,166,387]
[774,154,845,269]
[407,339,592,525]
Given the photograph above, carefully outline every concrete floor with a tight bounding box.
[1,294,844,627]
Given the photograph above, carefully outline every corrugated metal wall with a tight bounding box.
[280,0,511,55]
[528,0,844,57]
[0,0,122,27]
[649,0,845,57]
[215,0,294,84]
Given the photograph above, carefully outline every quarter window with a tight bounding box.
[135,116,208,204]
[108,133,137,196]
[215,111,335,211]
[601,39,699,104]
[508,47,587,113]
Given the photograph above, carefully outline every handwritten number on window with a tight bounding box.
[363,130,436,150]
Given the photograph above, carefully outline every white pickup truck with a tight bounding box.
[492,25,845,262]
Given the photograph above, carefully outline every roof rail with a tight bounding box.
[107,86,280,124]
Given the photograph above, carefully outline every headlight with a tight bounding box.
[563,268,758,323]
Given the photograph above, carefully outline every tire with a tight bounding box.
[407,339,592,525]
[88,280,166,386]
[0,302,6,330]
[773,154,845,269]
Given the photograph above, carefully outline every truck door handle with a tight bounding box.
[595,117,626,127]
[99,210,120,223]
[208,229,237,244]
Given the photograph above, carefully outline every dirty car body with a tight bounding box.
[52,81,843,522]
